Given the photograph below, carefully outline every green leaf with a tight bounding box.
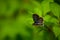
[49,2,60,19]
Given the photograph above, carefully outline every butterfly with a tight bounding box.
[32,14,43,25]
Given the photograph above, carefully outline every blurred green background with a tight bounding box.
[0,0,60,40]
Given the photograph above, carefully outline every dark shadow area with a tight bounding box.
[54,0,60,5]
[3,35,11,40]
[36,0,44,3]
[12,9,20,19]
[15,34,23,40]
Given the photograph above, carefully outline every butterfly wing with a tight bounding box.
[32,14,39,25]
[38,17,43,25]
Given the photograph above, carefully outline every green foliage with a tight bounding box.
[0,0,60,40]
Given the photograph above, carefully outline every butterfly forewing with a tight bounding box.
[33,14,39,25]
